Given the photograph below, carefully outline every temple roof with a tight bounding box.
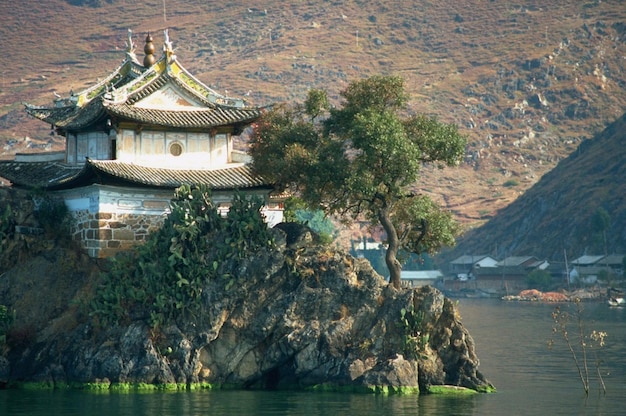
[24,30,262,133]
[0,159,271,191]
[103,102,260,129]
[25,98,107,130]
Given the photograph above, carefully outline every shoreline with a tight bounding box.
[445,287,612,303]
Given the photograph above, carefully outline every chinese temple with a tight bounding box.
[0,30,282,258]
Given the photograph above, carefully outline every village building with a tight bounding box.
[471,256,549,291]
[400,270,444,288]
[443,254,552,295]
[0,30,282,258]
[448,254,498,280]
[568,254,625,285]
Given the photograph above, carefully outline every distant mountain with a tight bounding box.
[438,112,626,264]
[1,0,625,224]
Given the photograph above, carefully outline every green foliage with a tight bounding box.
[526,269,553,291]
[398,304,429,359]
[89,185,274,329]
[502,179,519,187]
[591,207,611,253]
[0,305,15,345]
[304,89,329,121]
[392,195,459,255]
[0,204,14,250]
[293,209,336,244]
[33,192,71,237]
[250,75,466,288]
[283,196,308,222]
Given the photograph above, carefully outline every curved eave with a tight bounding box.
[75,57,145,106]
[86,160,273,190]
[24,98,107,131]
[103,102,261,129]
[0,161,86,190]
[168,59,248,108]
[118,56,253,110]
[0,159,274,192]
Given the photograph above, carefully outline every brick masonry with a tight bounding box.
[2,184,282,259]
[71,209,166,258]
[59,184,173,258]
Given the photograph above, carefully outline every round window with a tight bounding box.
[169,142,183,156]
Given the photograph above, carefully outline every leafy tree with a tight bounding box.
[592,207,610,255]
[293,209,336,244]
[283,196,336,244]
[0,305,14,345]
[90,185,274,328]
[526,269,552,291]
[250,75,466,288]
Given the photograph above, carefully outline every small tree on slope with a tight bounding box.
[250,75,466,288]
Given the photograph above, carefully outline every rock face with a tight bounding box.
[3,225,493,393]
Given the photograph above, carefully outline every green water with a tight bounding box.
[0,389,480,415]
[2,300,625,415]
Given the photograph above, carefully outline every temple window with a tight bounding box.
[169,142,183,156]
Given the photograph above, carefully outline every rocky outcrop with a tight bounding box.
[2,226,493,393]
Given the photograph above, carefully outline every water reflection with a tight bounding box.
[2,300,625,416]
[460,299,626,416]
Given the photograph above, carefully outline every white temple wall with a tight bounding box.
[115,129,231,169]
[55,184,279,258]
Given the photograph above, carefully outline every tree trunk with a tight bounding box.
[379,206,402,289]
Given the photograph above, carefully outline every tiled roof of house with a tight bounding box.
[450,255,492,264]
[497,256,537,267]
[0,159,271,191]
[571,255,605,266]
[602,254,625,266]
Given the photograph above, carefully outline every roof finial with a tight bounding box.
[143,33,156,68]
[163,29,175,61]
[125,29,136,56]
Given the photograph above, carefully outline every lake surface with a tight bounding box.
[1,299,625,415]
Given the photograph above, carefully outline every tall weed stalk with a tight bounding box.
[548,298,607,396]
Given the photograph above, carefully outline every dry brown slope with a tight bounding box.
[1,0,625,226]
[438,112,626,263]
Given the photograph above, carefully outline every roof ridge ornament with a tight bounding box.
[143,33,156,68]
[125,29,137,60]
[163,29,176,64]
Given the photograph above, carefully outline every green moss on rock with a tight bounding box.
[307,383,420,395]
[426,385,481,395]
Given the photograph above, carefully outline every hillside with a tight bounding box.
[438,112,626,263]
[1,0,625,226]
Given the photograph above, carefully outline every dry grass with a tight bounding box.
[1,0,625,226]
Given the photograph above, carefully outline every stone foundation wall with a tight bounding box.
[4,184,283,260]
[71,210,166,258]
